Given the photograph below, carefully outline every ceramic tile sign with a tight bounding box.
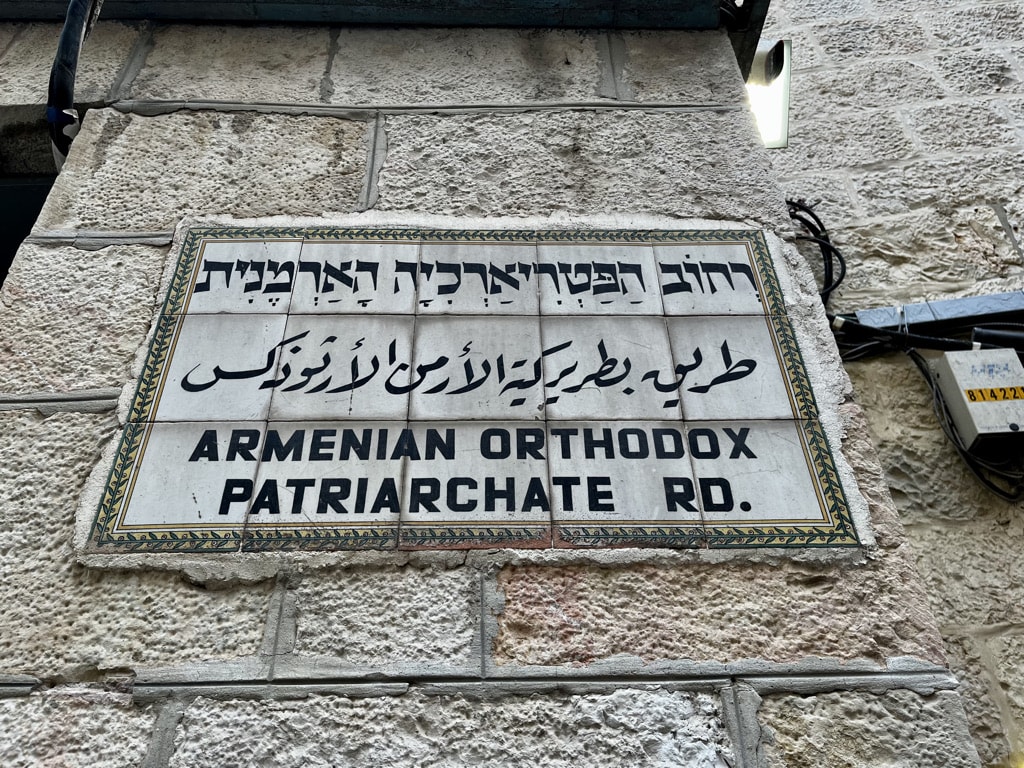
[86,228,858,553]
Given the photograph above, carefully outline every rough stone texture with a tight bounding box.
[493,555,943,668]
[130,25,329,103]
[0,243,168,393]
[907,519,1024,628]
[377,110,788,226]
[769,107,914,176]
[0,14,988,765]
[788,60,947,123]
[767,0,1024,758]
[0,411,273,678]
[621,30,746,104]
[850,152,1024,217]
[783,0,870,23]
[925,3,1024,49]
[759,690,981,767]
[0,22,139,105]
[168,689,732,767]
[37,109,367,232]
[0,689,154,768]
[813,17,930,59]
[292,566,478,669]
[327,28,599,105]
[846,357,1020,526]
[991,633,1024,743]
[936,50,1022,97]
[905,101,1017,154]
[774,170,862,224]
[944,634,1012,768]
[827,207,1021,308]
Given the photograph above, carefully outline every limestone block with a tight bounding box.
[326,28,599,105]
[850,152,1024,216]
[788,61,945,122]
[493,552,944,668]
[0,411,273,678]
[869,0,971,12]
[772,170,863,226]
[291,566,478,670]
[944,634,1011,767]
[0,689,154,768]
[621,30,746,104]
[0,22,139,106]
[37,109,367,232]
[168,689,733,767]
[936,50,1022,96]
[990,632,1024,742]
[906,519,1024,626]
[376,111,788,226]
[783,0,872,24]
[905,100,1016,153]
[771,108,914,176]
[759,690,981,767]
[926,3,1024,49]
[129,25,328,103]
[813,17,929,59]
[0,243,167,394]
[825,208,1023,307]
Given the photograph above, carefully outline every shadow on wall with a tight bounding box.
[0,176,54,289]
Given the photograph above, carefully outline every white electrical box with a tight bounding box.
[932,349,1024,450]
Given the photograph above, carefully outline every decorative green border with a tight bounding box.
[398,525,550,548]
[243,527,398,552]
[88,421,244,553]
[555,526,705,549]
[92,226,859,552]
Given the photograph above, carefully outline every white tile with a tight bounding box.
[408,316,545,420]
[114,421,262,532]
[418,242,540,314]
[540,316,682,420]
[245,421,404,530]
[685,420,827,525]
[667,315,796,420]
[537,242,663,315]
[654,242,765,316]
[267,315,414,420]
[289,240,420,314]
[183,239,303,314]
[151,313,289,422]
[547,421,702,526]
[399,422,551,548]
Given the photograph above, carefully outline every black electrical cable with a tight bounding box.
[47,0,102,168]
[786,199,847,307]
[828,315,977,365]
[790,199,1023,501]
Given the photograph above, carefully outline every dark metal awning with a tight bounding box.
[1,0,770,77]
[0,0,719,28]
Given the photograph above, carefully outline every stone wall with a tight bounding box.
[0,18,986,766]
[764,2,1024,765]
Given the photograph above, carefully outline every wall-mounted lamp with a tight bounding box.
[746,39,791,149]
